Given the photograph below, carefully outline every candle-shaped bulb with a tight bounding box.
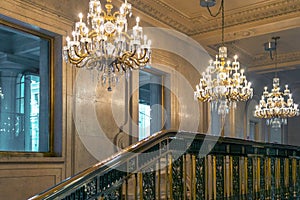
[79,13,83,22]
[234,55,238,61]
[136,17,140,25]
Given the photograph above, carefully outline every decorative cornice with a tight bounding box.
[192,0,300,35]
[128,0,194,34]
[252,51,300,67]
[128,0,300,36]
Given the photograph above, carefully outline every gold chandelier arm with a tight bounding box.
[138,57,150,65]
[84,42,91,55]
[73,47,88,60]
[113,11,120,18]
[88,30,99,38]
[137,49,148,60]
[118,51,137,65]
[67,54,86,68]
[101,10,108,18]
[132,52,151,66]
[197,95,210,102]
[124,60,135,69]
[67,50,83,62]
[127,57,140,68]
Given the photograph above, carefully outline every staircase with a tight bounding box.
[29,130,300,199]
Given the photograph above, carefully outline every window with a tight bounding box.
[249,120,258,140]
[0,20,52,152]
[138,70,168,140]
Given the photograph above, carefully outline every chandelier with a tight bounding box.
[194,0,253,115]
[254,37,299,129]
[63,0,151,91]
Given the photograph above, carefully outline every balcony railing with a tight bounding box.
[29,130,300,199]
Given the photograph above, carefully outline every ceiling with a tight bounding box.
[2,0,300,99]
[125,0,300,100]
[0,23,41,73]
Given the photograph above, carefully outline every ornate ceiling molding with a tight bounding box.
[128,0,300,36]
[252,51,300,67]
[128,0,194,34]
[192,0,300,35]
[248,51,300,73]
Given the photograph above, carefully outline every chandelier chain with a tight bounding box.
[207,0,225,46]
[274,41,278,78]
[206,0,222,17]
[221,0,224,46]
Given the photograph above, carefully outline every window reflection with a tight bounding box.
[0,22,50,152]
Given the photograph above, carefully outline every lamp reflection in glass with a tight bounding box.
[63,0,151,91]
[0,87,3,99]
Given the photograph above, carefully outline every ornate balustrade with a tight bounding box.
[29,130,300,200]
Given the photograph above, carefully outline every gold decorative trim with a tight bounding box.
[127,0,300,36]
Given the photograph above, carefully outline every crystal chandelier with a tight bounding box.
[63,0,151,91]
[254,37,299,129]
[194,0,253,115]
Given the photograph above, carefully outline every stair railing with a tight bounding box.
[29,130,300,200]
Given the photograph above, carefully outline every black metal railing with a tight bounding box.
[29,130,300,200]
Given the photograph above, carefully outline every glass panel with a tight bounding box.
[0,22,50,152]
[30,75,40,151]
[138,70,162,140]
[139,103,151,140]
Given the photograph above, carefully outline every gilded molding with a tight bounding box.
[192,0,300,35]
[128,0,300,36]
[252,51,300,67]
[128,0,194,33]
